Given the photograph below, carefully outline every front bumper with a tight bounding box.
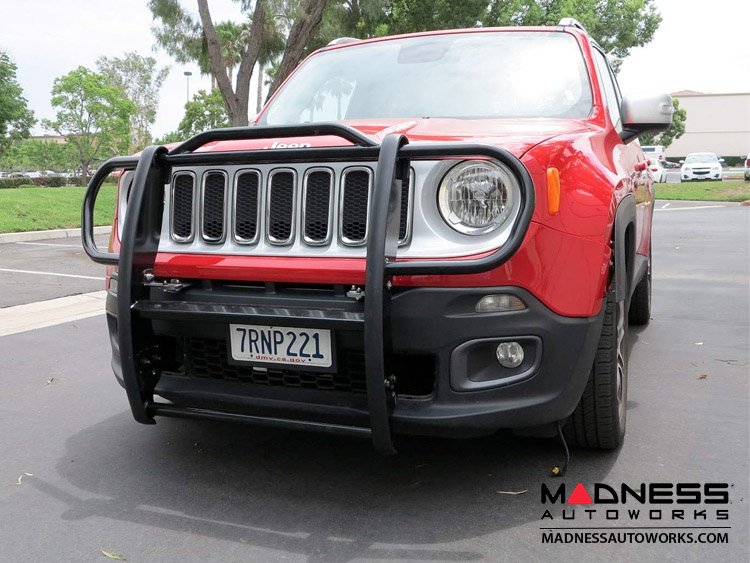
[682,168,722,180]
[105,283,604,439]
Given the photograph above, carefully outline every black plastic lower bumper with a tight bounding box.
[105,283,604,439]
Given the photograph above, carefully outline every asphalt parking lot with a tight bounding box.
[0,203,747,562]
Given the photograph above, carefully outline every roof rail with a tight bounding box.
[327,37,360,46]
[557,17,588,34]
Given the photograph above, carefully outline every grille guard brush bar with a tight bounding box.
[81,122,535,455]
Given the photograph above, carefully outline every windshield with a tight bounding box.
[685,154,718,163]
[261,31,593,124]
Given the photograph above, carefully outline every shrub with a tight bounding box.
[46,176,67,187]
[0,178,29,189]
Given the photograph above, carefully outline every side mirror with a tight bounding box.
[719,158,725,163]
[619,93,674,143]
[679,160,685,164]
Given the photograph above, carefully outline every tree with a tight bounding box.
[43,67,136,182]
[0,52,36,156]
[15,139,77,172]
[156,88,230,143]
[96,52,170,152]
[325,1,661,71]
[638,99,687,149]
[149,0,328,126]
[482,0,661,69]
[384,0,487,35]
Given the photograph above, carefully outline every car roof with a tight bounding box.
[318,25,586,54]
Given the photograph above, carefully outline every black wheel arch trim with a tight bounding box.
[613,193,637,304]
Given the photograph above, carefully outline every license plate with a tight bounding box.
[229,324,332,368]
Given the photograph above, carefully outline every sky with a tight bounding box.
[0,0,748,139]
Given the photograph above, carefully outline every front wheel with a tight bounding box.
[564,284,628,449]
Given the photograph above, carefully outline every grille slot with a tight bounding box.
[234,170,260,243]
[170,172,195,242]
[267,169,296,244]
[302,169,333,245]
[340,167,371,245]
[201,171,227,242]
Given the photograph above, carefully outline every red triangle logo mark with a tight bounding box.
[568,483,593,504]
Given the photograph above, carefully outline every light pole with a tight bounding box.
[183,71,192,104]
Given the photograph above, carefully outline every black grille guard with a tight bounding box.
[81,122,535,454]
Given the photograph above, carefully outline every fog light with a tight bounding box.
[476,294,526,313]
[496,342,524,368]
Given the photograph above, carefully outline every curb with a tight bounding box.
[0,226,111,245]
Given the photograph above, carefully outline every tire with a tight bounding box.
[564,284,628,449]
[629,248,651,325]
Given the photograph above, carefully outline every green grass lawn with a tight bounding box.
[0,185,116,233]
[656,180,750,202]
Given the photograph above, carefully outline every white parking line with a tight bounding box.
[0,291,106,337]
[661,202,670,209]
[655,205,729,211]
[0,268,104,281]
[15,242,82,248]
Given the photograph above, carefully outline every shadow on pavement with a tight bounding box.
[30,402,623,562]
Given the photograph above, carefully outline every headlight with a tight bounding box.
[438,160,518,235]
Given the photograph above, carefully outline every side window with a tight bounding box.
[592,49,621,128]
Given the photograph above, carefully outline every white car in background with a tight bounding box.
[648,158,666,182]
[680,152,723,181]
[642,145,666,163]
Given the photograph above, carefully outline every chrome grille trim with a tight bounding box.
[232,169,261,244]
[266,168,297,245]
[398,169,415,246]
[170,171,196,243]
[339,166,373,246]
[301,167,334,246]
[200,170,228,243]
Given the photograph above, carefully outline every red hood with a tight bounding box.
[190,118,591,159]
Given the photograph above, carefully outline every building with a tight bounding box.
[665,91,750,158]
[31,134,67,144]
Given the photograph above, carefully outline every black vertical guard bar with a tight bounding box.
[117,145,168,424]
[364,134,408,455]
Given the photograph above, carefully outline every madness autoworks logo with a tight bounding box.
[540,482,730,522]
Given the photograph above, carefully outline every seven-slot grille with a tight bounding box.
[169,166,412,247]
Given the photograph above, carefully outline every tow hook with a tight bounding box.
[142,269,193,293]
[385,374,397,406]
[137,346,162,379]
[346,285,365,301]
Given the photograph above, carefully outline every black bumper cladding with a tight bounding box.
[82,123,535,454]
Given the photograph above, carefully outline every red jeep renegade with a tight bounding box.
[82,19,672,454]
